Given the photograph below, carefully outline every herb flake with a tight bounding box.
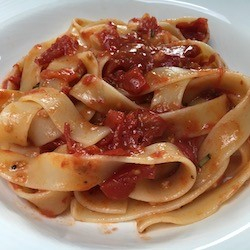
[198,154,211,168]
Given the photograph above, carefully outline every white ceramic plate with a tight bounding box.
[0,0,249,249]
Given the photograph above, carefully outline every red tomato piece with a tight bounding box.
[97,109,167,154]
[119,67,149,95]
[103,43,153,95]
[176,18,208,41]
[104,43,204,96]
[35,35,79,67]
[97,22,122,52]
[40,61,86,85]
[153,45,201,69]
[137,15,162,37]
[104,43,154,76]
[100,164,156,200]
[104,110,125,131]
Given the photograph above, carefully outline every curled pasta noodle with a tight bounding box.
[0,13,249,233]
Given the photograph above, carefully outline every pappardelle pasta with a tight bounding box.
[0,14,250,233]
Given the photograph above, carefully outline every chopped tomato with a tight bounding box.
[97,22,122,52]
[40,61,86,85]
[103,43,154,95]
[97,22,145,53]
[35,35,79,67]
[104,43,204,95]
[153,45,202,69]
[97,109,167,153]
[119,67,149,95]
[104,43,154,76]
[103,110,125,130]
[137,15,162,38]
[97,15,162,53]
[176,18,208,41]
[100,164,156,200]
[124,109,167,148]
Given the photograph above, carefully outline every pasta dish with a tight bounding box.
[0,14,249,233]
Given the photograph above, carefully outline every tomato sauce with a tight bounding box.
[97,15,162,53]
[47,123,102,155]
[116,67,149,95]
[153,44,202,69]
[100,163,156,200]
[97,109,167,154]
[97,22,123,52]
[35,16,214,202]
[36,16,215,164]
[176,18,208,41]
[103,43,154,75]
[96,15,212,96]
[40,68,80,83]
[137,15,162,38]
[35,35,79,67]
[2,15,224,203]
[82,74,96,85]
[103,44,203,95]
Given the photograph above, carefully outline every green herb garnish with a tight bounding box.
[198,154,211,167]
